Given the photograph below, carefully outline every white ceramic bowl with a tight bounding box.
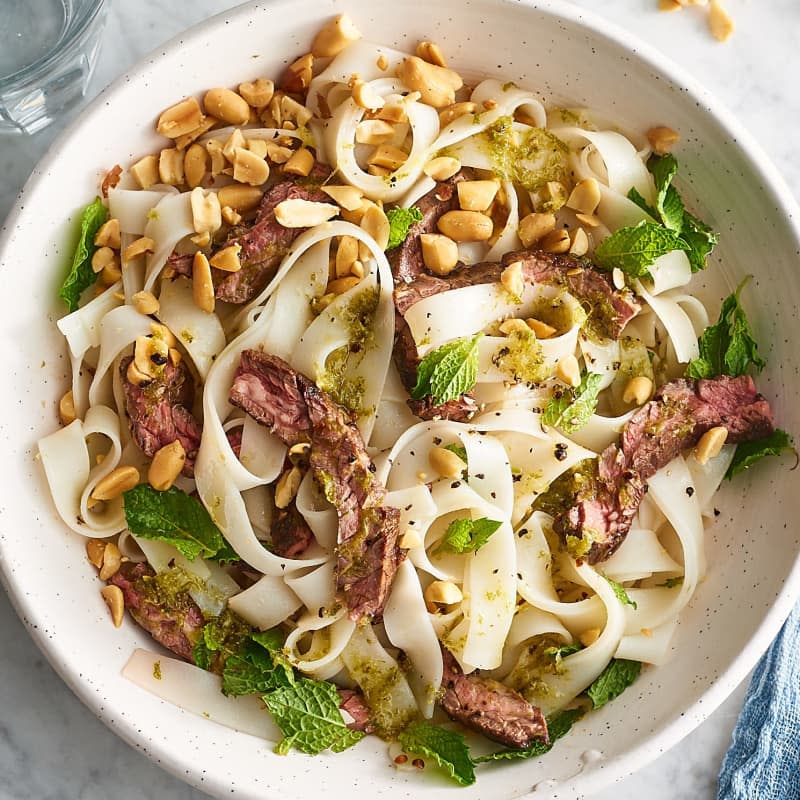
[1,1,799,798]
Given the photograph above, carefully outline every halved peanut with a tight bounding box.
[123,237,155,263]
[311,14,362,58]
[190,187,222,235]
[437,210,493,242]
[540,228,571,254]
[499,318,529,336]
[184,143,208,189]
[518,212,556,247]
[156,97,203,138]
[416,40,447,68]
[424,156,461,181]
[328,275,362,295]
[457,180,499,212]
[368,144,407,171]
[158,148,184,186]
[264,141,294,164]
[282,53,314,93]
[280,95,313,128]
[209,243,242,273]
[352,79,385,111]
[569,228,589,257]
[500,260,525,299]
[174,114,219,150]
[95,218,121,249]
[647,126,681,155]
[429,445,466,478]
[134,334,168,378]
[132,291,160,316]
[130,155,159,189]
[92,466,140,501]
[708,0,734,41]
[275,199,339,228]
[126,360,151,386]
[204,88,250,125]
[396,56,463,108]
[355,119,395,145]
[566,178,601,215]
[206,139,227,176]
[100,263,122,286]
[420,233,459,276]
[239,77,274,108]
[556,354,581,388]
[375,102,407,124]
[543,181,567,210]
[100,585,125,628]
[526,318,558,339]
[360,204,391,251]
[91,246,117,274]
[275,466,303,508]
[217,184,263,212]
[246,139,269,159]
[424,580,463,610]
[335,236,360,278]
[367,164,391,178]
[222,128,246,162]
[438,101,477,128]
[321,185,363,211]
[221,205,241,226]
[59,390,76,425]
[284,147,315,177]
[193,252,215,313]
[623,376,653,406]
[695,426,728,465]
[233,147,270,186]
[86,539,106,569]
[99,542,122,581]
[148,440,186,491]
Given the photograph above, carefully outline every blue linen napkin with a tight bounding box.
[717,601,800,800]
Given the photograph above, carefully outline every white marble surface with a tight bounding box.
[0,1,798,798]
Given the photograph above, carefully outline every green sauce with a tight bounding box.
[493,328,549,385]
[505,634,571,701]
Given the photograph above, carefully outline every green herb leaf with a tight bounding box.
[656,576,684,589]
[385,206,424,250]
[685,279,765,380]
[647,154,685,233]
[444,443,468,464]
[605,576,638,609]
[123,485,227,561]
[264,679,364,755]
[222,630,295,696]
[586,659,641,709]
[412,334,482,405]
[681,211,719,273]
[541,372,603,433]
[544,642,583,670]
[725,428,795,480]
[626,187,658,219]
[192,608,253,672]
[473,708,582,763]
[59,197,108,312]
[398,721,476,786]
[436,517,502,554]
[594,220,689,278]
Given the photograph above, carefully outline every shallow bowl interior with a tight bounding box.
[1,1,799,798]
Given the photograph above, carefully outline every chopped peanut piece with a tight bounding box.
[420,233,459,276]
[457,180,499,212]
[233,147,270,186]
[274,199,339,228]
[284,147,315,177]
[190,188,222,235]
[355,119,395,145]
[94,218,121,249]
[209,244,242,273]
[123,237,155,263]
[709,0,734,39]
[647,126,680,155]
[238,78,275,108]
[416,41,447,68]
[130,155,159,190]
[311,14,362,58]
[204,88,250,125]
[396,56,463,108]
[192,252,215,313]
[158,148,184,186]
[156,96,203,139]
[321,185,364,211]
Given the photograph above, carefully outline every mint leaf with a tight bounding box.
[594,220,688,277]
[542,372,603,433]
[606,576,638,609]
[627,187,658,219]
[725,428,795,480]
[544,642,583,670]
[398,721,476,786]
[264,679,364,755]
[123,485,227,561]
[193,608,253,672]
[436,517,502,554]
[222,630,295,696]
[412,334,482,404]
[685,279,765,379]
[681,211,718,273]
[386,206,424,250]
[474,709,581,763]
[59,197,108,312]
[586,659,641,709]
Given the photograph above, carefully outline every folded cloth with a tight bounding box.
[717,600,800,800]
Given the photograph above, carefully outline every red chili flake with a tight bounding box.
[412,758,425,770]
[394,754,408,765]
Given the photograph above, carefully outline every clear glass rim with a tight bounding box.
[0,0,106,91]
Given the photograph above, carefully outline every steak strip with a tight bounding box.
[120,355,202,477]
[554,374,775,563]
[440,647,549,749]
[228,349,402,621]
[109,561,205,662]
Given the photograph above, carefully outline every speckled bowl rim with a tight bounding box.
[1,1,799,798]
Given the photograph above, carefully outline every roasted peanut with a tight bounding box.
[579,628,601,647]
[647,126,681,155]
[416,40,447,68]
[274,199,339,228]
[130,154,159,189]
[499,318,530,336]
[438,101,477,129]
[94,218,121,249]
[569,228,590,257]
[148,440,186,491]
[275,466,303,508]
[283,147,315,177]
[695,426,728,465]
[222,128,246,162]
[205,139,227,176]
[190,187,222,235]
[500,261,525,299]
[59,390,76,425]
[98,542,122,581]
[204,88,250,125]
[123,237,155,263]
[360,204,390,251]
[282,53,314,93]
[423,156,461,181]
[239,77,274,108]
[399,530,422,549]
[368,144,407,171]
[420,233,459,276]
[132,291,160,316]
[612,267,626,290]
[91,246,117,274]
[233,147,270,186]
[192,252,215,313]
[623,376,654,406]
[91,466,140,501]
[321,185,363,211]
[217,184,263,211]
[174,115,219,150]
[540,228,571,254]
[100,585,125,628]
[518,212,556,247]
[86,539,106,569]
[526,318,557,339]
[708,0,734,41]
[156,97,203,138]
[556,354,581,388]
[437,210,493,242]
[335,236,360,278]
[352,79,385,111]
[429,446,467,479]
[424,580,463,610]
[209,243,242,273]
[184,143,208,189]
[396,56,463,108]
[355,119,395,145]
[328,275,362,295]
[566,178,601,215]
[311,14,362,58]
[457,180,499,212]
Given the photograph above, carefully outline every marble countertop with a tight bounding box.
[0,1,798,798]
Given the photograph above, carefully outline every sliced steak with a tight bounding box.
[440,647,549,749]
[338,688,374,733]
[553,374,775,562]
[120,355,201,477]
[270,504,314,558]
[228,349,402,621]
[109,561,205,662]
